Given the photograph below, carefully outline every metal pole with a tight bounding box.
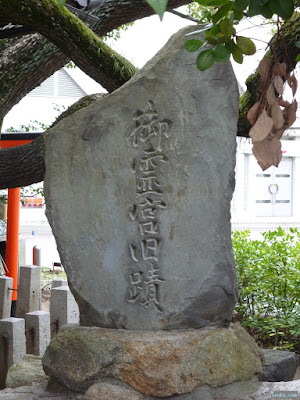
[5,188,20,316]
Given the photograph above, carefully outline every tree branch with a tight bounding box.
[4,2,300,187]
[0,0,137,93]
[0,0,193,121]
[0,136,45,189]
[169,9,199,23]
[0,25,34,39]
[0,34,67,122]
[0,94,104,189]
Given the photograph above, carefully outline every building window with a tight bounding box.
[253,157,293,217]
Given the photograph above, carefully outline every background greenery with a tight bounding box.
[232,227,300,354]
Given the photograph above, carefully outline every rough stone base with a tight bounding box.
[6,355,49,389]
[260,349,299,382]
[83,379,262,400]
[42,323,263,397]
[1,377,300,400]
[2,353,299,400]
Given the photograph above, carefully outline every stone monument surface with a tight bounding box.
[44,25,240,330]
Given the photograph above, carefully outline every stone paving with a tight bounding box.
[0,383,83,400]
[0,378,299,400]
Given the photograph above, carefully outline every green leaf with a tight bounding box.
[260,5,274,18]
[232,42,244,63]
[233,0,250,13]
[220,18,236,35]
[212,44,231,63]
[146,0,168,20]
[208,0,230,6]
[248,0,262,16]
[206,36,218,45]
[261,3,274,18]
[57,0,66,6]
[236,36,256,55]
[195,0,210,5]
[184,39,204,52]
[211,2,233,24]
[269,0,294,20]
[210,24,221,35]
[196,49,215,71]
[233,9,244,19]
[296,54,300,62]
[218,35,232,43]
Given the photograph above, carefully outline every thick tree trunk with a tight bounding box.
[0,0,137,96]
[0,136,45,188]
[0,0,192,120]
[0,94,107,189]
[0,34,67,122]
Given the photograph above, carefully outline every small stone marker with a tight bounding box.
[16,265,41,319]
[51,279,68,288]
[44,25,240,330]
[25,310,50,356]
[0,276,13,319]
[0,318,25,375]
[50,286,79,337]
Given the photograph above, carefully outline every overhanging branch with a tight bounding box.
[0,0,193,121]
[0,0,137,93]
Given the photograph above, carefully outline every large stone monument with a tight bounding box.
[44,25,238,331]
[42,26,263,398]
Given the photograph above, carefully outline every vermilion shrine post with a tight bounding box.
[0,133,41,315]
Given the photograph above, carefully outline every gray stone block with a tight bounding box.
[50,286,79,337]
[52,279,68,288]
[260,349,299,382]
[44,25,239,330]
[0,317,25,388]
[0,276,13,319]
[25,311,50,356]
[16,265,41,319]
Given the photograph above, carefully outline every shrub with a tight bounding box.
[232,227,300,352]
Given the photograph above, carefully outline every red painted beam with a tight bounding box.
[0,140,32,148]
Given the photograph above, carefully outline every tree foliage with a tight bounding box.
[173,0,300,169]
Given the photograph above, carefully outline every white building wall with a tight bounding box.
[2,68,102,132]
[232,130,300,232]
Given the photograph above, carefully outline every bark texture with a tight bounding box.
[0,0,137,95]
[0,136,45,188]
[0,0,192,120]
